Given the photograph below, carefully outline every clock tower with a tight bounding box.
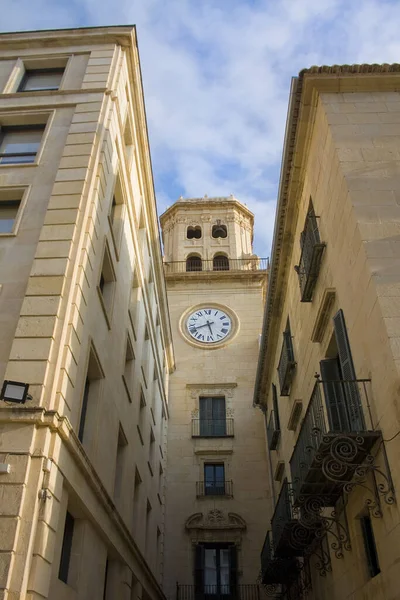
[160,196,271,599]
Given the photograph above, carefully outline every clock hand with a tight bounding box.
[194,321,215,330]
[206,320,213,336]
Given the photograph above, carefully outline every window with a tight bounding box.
[295,198,325,302]
[78,345,104,444]
[109,178,125,257]
[360,515,380,578]
[114,425,128,499]
[0,125,44,164]
[18,68,64,92]
[195,544,237,597]
[98,242,116,326]
[204,464,225,496]
[212,221,227,238]
[102,558,109,600]
[122,334,135,401]
[187,225,202,239]
[0,188,24,234]
[213,254,229,271]
[58,511,75,584]
[199,397,226,437]
[277,317,296,396]
[132,468,142,534]
[186,255,202,272]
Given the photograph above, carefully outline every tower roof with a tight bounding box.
[159,194,254,224]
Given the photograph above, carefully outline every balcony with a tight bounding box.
[192,418,234,438]
[271,480,319,557]
[176,584,266,600]
[196,480,233,497]
[296,217,325,302]
[267,411,280,451]
[290,379,381,506]
[164,257,269,275]
[260,531,299,585]
[277,330,296,396]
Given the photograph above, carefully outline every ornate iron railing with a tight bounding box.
[164,257,269,274]
[271,481,318,558]
[277,331,296,396]
[289,378,381,504]
[196,480,233,497]
[260,531,299,586]
[267,411,280,451]
[176,584,268,600]
[192,418,234,437]
[296,214,325,302]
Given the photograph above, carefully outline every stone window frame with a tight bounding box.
[187,383,237,423]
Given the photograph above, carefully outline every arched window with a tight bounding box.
[213,254,229,271]
[212,221,227,238]
[187,226,202,239]
[186,255,202,272]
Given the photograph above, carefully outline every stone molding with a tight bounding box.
[185,509,246,531]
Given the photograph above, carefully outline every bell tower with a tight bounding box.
[160,196,271,600]
[161,195,258,269]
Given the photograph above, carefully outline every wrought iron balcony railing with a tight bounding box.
[260,530,299,586]
[271,480,319,558]
[277,331,296,396]
[289,378,381,505]
[164,257,269,274]
[196,480,233,497]
[295,217,325,302]
[176,584,267,600]
[267,411,280,451]
[192,418,234,438]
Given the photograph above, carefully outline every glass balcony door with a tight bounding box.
[199,397,226,436]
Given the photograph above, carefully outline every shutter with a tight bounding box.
[229,545,238,598]
[200,398,213,436]
[194,545,204,597]
[213,397,226,436]
[272,384,280,430]
[320,358,347,431]
[333,310,365,430]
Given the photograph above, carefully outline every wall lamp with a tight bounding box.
[0,380,32,404]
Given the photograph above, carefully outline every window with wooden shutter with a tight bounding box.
[333,309,365,430]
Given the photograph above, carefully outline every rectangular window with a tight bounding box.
[195,544,237,596]
[98,242,116,327]
[360,515,380,578]
[78,345,104,444]
[0,125,44,164]
[18,68,64,92]
[277,317,296,396]
[58,511,75,584]
[204,464,225,496]
[114,425,128,499]
[122,334,135,401]
[0,188,25,234]
[199,397,226,437]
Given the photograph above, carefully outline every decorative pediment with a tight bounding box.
[185,509,246,531]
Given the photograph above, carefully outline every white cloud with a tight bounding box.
[2,0,400,255]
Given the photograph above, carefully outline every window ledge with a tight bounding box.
[0,162,38,168]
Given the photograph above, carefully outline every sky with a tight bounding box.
[2,0,400,257]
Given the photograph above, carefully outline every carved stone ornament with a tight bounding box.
[200,214,212,222]
[186,510,246,531]
[176,216,188,224]
[190,387,235,400]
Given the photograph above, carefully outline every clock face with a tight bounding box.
[186,308,232,344]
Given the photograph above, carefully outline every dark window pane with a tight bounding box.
[78,378,90,442]
[361,516,380,578]
[58,511,75,583]
[19,69,64,92]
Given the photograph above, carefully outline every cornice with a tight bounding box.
[0,26,137,50]
[253,63,400,407]
[159,198,254,226]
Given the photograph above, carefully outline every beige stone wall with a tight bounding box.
[259,88,400,600]
[0,28,173,600]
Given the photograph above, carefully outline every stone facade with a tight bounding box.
[254,67,400,600]
[0,27,174,600]
[160,197,271,600]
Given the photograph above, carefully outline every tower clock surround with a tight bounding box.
[179,303,240,349]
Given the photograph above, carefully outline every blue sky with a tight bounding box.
[3,0,400,256]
